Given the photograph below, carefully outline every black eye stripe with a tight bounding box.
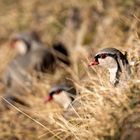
[50,88,65,96]
[96,53,107,59]
[56,90,61,94]
[97,53,116,58]
[95,55,99,60]
[100,54,107,58]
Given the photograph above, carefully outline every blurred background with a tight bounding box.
[0,0,140,140]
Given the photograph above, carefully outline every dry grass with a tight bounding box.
[0,0,140,140]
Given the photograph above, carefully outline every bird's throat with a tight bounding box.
[108,67,118,85]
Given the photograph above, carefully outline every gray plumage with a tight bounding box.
[3,47,56,88]
[3,32,71,88]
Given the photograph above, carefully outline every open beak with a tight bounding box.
[89,58,99,66]
[44,95,53,104]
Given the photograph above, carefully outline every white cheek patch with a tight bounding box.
[15,41,27,55]
[98,56,117,69]
[53,91,72,110]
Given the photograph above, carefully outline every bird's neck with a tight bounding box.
[62,92,72,110]
[108,67,118,85]
[53,91,72,110]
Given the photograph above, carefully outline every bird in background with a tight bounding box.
[89,48,131,86]
[3,31,71,87]
[2,31,71,108]
[9,31,43,55]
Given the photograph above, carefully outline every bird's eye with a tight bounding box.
[100,54,107,59]
[56,90,61,94]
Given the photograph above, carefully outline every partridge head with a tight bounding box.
[44,84,76,110]
[89,48,131,86]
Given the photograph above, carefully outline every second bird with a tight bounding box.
[2,31,71,108]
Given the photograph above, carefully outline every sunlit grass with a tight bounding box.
[0,0,140,140]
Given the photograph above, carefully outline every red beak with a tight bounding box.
[89,58,99,66]
[44,95,53,104]
[9,39,18,48]
[10,42,15,48]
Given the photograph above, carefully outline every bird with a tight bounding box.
[9,31,71,68]
[3,31,46,87]
[2,31,71,108]
[3,31,71,87]
[44,84,77,110]
[89,48,131,86]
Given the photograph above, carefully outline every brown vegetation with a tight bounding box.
[0,0,140,140]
